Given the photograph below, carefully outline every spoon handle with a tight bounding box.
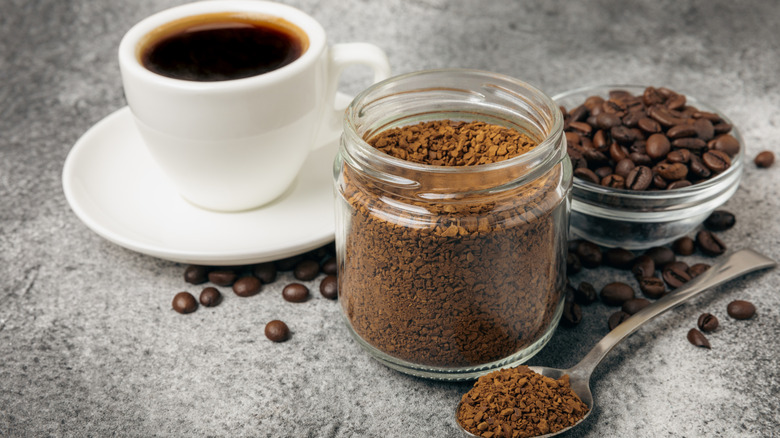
[570,248,776,379]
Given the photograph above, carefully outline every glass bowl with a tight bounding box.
[552,84,744,250]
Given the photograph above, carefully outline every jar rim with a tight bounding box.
[342,68,565,179]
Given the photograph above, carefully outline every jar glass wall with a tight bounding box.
[333,69,571,380]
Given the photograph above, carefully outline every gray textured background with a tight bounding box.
[2,0,779,436]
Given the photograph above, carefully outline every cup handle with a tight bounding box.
[313,42,391,148]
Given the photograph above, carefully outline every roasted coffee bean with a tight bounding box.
[693,118,715,140]
[687,328,711,349]
[596,112,622,130]
[713,122,732,135]
[600,282,635,306]
[687,263,711,278]
[648,105,683,127]
[609,142,629,161]
[642,87,664,106]
[293,259,320,281]
[565,131,582,147]
[199,287,221,307]
[637,117,661,133]
[666,148,691,164]
[569,121,592,136]
[652,174,668,189]
[622,110,644,127]
[622,298,650,315]
[707,134,740,157]
[319,275,339,299]
[233,276,262,297]
[638,276,666,299]
[629,152,653,166]
[608,311,631,330]
[566,252,582,275]
[624,165,653,190]
[696,230,726,256]
[727,300,756,320]
[253,262,277,284]
[594,166,612,179]
[645,133,671,159]
[575,241,602,268]
[671,137,707,150]
[697,313,719,332]
[671,236,695,255]
[265,320,290,342]
[584,148,609,166]
[666,93,686,110]
[702,150,731,173]
[208,269,237,286]
[704,210,735,231]
[172,291,198,314]
[573,167,600,185]
[667,124,698,138]
[603,247,635,269]
[611,126,635,145]
[688,155,711,179]
[601,174,625,189]
[561,300,582,327]
[754,150,775,168]
[656,162,688,181]
[615,158,636,178]
[575,281,598,305]
[631,255,655,279]
[282,283,309,302]
[644,246,675,268]
[666,180,692,190]
[662,263,692,289]
[184,265,210,285]
[321,257,338,276]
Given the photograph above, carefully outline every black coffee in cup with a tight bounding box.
[139,13,308,81]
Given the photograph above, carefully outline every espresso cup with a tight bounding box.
[119,0,391,211]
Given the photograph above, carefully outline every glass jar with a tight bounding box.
[333,69,571,380]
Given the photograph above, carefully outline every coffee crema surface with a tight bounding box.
[139,13,308,82]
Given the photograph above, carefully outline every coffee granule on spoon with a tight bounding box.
[457,366,588,438]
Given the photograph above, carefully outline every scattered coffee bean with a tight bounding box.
[253,262,277,284]
[600,282,635,306]
[561,300,582,327]
[697,313,719,332]
[608,311,631,330]
[172,291,198,314]
[622,298,650,315]
[321,257,338,276]
[575,241,602,268]
[199,287,221,307]
[265,320,290,342]
[687,263,711,278]
[754,150,775,168]
[644,246,675,268]
[293,259,320,281]
[671,236,695,256]
[567,252,582,275]
[662,263,692,289]
[232,276,262,297]
[575,281,598,305]
[638,276,666,299]
[631,255,656,279]
[696,230,726,256]
[687,328,711,349]
[282,283,310,303]
[184,265,209,284]
[704,210,735,231]
[603,248,634,269]
[319,275,338,300]
[208,269,237,286]
[727,300,756,320]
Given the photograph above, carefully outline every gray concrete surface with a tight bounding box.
[2,0,779,436]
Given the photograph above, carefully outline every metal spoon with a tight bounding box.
[456,248,776,438]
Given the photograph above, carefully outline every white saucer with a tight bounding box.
[63,95,351,266]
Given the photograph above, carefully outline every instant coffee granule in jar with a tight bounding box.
[334,69,571,380]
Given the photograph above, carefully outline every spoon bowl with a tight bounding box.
[456,248,775,437]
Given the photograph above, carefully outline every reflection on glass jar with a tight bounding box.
[334,69,571,380]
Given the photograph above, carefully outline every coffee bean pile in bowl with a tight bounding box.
[553,85,744,250]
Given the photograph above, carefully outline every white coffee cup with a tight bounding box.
[118,0,391,211]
